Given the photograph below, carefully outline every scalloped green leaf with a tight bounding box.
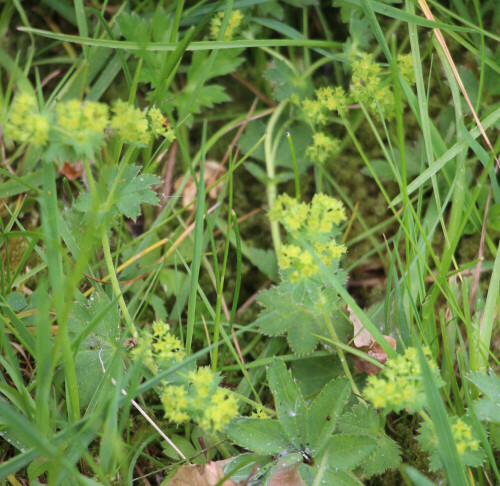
[226,417,290,455]
[338,404,401,474]
[67,293,120,408]
[255,287,329,355]
[307,377,350,454]
[267,360,308,450]
[468,371,500,423]
[75,165,160,223]
[326,435,377,471]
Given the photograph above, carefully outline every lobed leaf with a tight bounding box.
[267,360,308,450]
[306,377,350,454]
[226,418,290,455]
[325,435,377,471]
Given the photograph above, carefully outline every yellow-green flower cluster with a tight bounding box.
[199,388,239,432]
[131,320,185,373]
[452,418,480,455]
[302,98,326,126]
[316,86,348,117]
[147,107,176,142]
[210,9,244,40]
[110,100,150,145]
[55,99,109,144]
[161,385,190,423]
[351,53,395,120]
[161,367,239,433]
[363,347,438,413]
[270,193,346,234]
[4,93,50,147]
[302,86,349,126]
[4,93,176,155]
[279,245,319,281]
[278,241,346,282]
[270,194,347,280]
[305,132,340,165]
[397,53,416,86]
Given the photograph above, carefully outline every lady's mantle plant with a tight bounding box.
[3,91,176,406]
[132,321,239,434]
[225,360,401,485]
[363,347,486,473]
[254,193,348,355]
[4,93,174,159]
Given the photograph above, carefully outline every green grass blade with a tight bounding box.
[185,122,207,355]
[417,346,469,486]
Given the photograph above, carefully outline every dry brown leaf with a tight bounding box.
[58,160,84,181]
[347,305,397,375]
[268,465,306,486]
[348,305,373,348]
[353,336,397,375]
[166,460,236,486]
[174,160,225,207]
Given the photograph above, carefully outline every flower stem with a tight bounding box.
[265,101,288,254]
[322,311,361,397]
[101,226,137,337]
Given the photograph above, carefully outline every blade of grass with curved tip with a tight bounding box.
[34,280,52,439]
[401,465,437,485]
[157,0,226,102]
[218,210,243,369]
[211,150,234,371]
[178,0,233,119]
[42,161,80,422]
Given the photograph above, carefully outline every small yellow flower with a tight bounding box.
[210,10,244,41]
[110,100,150,144]
[398,53,416,86]
[30,114,50,146]
[363,347,437,413]
[152,320,170,336]
[4,93,50,147]
[201,388,239,432]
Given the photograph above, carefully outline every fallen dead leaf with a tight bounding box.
[348,305,374,348]
[166,460,236,486]
[347,305,397,375]
[268,465,305,486]
[353,336,397,375]
[58,160,84,181]
[174,160,225,207]
[166,457,308,486]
